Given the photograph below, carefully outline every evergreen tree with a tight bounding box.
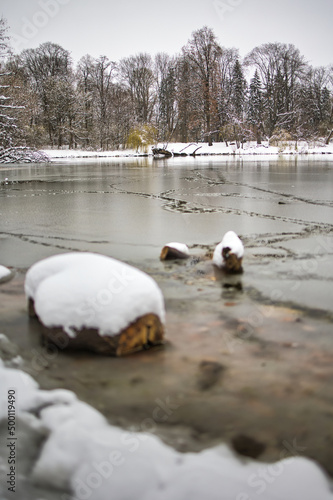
[321,87,331,123]
[245,42,307,139]
[231,59,247,119]
[230,59,247,146]
[274,67,289,128]
[247,69,264,143]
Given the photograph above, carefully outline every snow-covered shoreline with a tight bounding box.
[1,350,333,500]
[42,141,333,160]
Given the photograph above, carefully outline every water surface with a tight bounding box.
[1,155,332,311]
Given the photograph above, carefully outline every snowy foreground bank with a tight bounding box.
[42,141,333,160]
[1,354,333,500]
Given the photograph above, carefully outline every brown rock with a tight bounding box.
[231,434,266,459]
[222,247,243,273]
[29,297,164,356]
[160,245,189,261]
[28,297,36,318]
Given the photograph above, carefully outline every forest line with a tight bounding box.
[1,21,333,156]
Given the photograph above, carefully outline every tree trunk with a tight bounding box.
[256,126,262,145]
[325,129,333,145]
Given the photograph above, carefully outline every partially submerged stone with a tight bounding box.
[160,242,190,261]
[213,231,244,273]
[28,311,164,356]
[25,253,165,356]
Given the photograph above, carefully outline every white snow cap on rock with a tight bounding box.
[24,252,165,337]
[213,231,244,268]
[165,242,190,255]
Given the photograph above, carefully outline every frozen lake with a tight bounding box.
[1,155,333,485]
[1,155,333,311]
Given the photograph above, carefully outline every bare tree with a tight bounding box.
[215,48,239,144]
[90,56,116,149]
[76,55,95,147]
[20,42,74,146]
[183,26,222,145]
[120,53,156,124]
[155,53,177,142]
[76,55,131,149]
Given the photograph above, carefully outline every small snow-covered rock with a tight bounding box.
[213,231,244,272]
[160,242,190,260]
[0,265,13,283]
[25,252,165,355]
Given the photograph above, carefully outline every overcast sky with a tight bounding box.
[1,0,332,68]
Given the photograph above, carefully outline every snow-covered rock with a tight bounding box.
[0,264,12,282]
[160,242,190,260]
[25,253,165,355]
[213,231,244,272]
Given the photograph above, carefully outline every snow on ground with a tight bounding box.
[0,358,333,500]
[24,252,165,336]
[0,363,76,422]
[42,141,333,160]
[41,148,141,159]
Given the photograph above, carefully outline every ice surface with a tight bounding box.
[25,252,165,337]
